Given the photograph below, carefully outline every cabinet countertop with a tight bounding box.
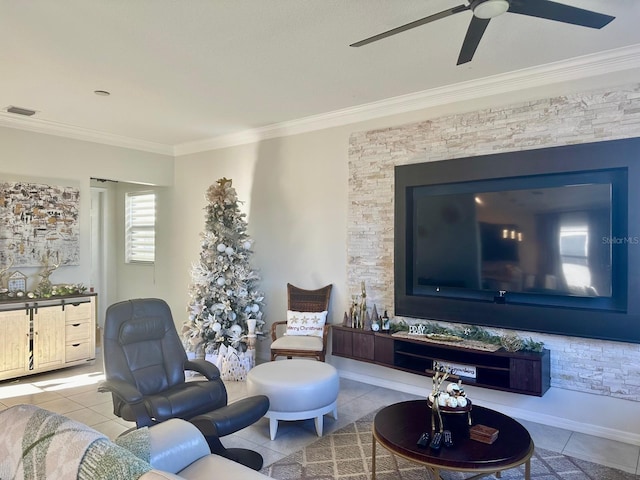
[0,293,96,312]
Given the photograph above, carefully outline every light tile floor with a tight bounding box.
[1,355,639,476]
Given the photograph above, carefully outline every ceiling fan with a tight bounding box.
[350,0,615,65]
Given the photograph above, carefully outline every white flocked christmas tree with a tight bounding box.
[182,178,265,356]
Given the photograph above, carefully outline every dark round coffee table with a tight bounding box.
[372,400,534,480]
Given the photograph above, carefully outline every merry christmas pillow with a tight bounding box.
[285,310,328,337]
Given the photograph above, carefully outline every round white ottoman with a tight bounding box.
[246,359,339,440]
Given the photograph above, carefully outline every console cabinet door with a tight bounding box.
[332,327,353,357]
[352,331,375,361]
[0,310,29,380]
[510,357,543,395]
[374,334,395,366]
[33,306,66,370]
[332,327,375,361]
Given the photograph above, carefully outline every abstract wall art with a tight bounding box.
[0,181,80,267]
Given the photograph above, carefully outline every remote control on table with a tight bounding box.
[417,432,430,447]
[443,430,454,447]
[429,432,442,450]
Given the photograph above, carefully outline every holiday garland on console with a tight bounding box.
[182,178,265,354]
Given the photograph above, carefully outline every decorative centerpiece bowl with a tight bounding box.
[427,396,472,413]
[428,363,472,431]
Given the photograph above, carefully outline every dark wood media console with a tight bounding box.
[331,325,550,396]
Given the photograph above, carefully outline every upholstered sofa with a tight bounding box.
[0,404,271,480]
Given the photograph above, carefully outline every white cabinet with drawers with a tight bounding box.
[64,300,96,364]
[0,294,97,381]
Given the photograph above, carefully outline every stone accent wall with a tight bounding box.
[347,83,640,401]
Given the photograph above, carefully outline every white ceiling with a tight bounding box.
[1,0,639,155]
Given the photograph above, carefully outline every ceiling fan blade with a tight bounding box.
[350,4,469,47]
[457,16,490,65]
[508,0,614,29]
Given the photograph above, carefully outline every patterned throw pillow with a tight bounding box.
[285,310,328,337]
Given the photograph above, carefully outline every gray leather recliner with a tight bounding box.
[99,298,269,470]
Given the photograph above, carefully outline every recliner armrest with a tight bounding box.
[184,359,221,381]
[99,379,144,403]
[99,379,153,427]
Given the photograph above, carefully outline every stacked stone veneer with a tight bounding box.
[347,83,640,401]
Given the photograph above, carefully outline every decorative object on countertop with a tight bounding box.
[35,252,60,298]
[51,283,87,296]
[0,250,87,300]
[182,178,264,370]
[381,310,390,331]
[393,320,544,353]
[348,281,368,329]
[394,330,501,352]
[469,424,499,444]
[359,281,367,326]
[370,304,380,331]
[427,362,472,434]
[0,256,14,290]
[1,282,88,300]
[500,333,525,352]
[7,270,27,293]
[344,282,391,331]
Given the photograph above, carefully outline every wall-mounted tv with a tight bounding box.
[395,137,640,343]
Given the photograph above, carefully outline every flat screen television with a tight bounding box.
[394,137,640,343]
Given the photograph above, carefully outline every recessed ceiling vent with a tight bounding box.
[6,106,37,116]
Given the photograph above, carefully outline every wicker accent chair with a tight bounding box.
[270,283,332,362]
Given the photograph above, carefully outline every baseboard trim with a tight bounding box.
[336,368,640,447]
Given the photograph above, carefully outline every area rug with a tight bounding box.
[261,410,639,480]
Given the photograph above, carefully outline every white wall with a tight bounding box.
[170,130,349,335]
[0,126,174,323]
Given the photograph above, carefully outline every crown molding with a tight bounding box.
[0,113,173,156]
[2,44,639,157]
[174,43,640,156]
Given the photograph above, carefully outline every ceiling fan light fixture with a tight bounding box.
[472,0,509,19]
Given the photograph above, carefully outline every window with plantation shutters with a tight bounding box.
[125,191,156,263]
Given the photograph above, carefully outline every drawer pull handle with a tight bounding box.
[72,343,80,347]
[72,323,81,327]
